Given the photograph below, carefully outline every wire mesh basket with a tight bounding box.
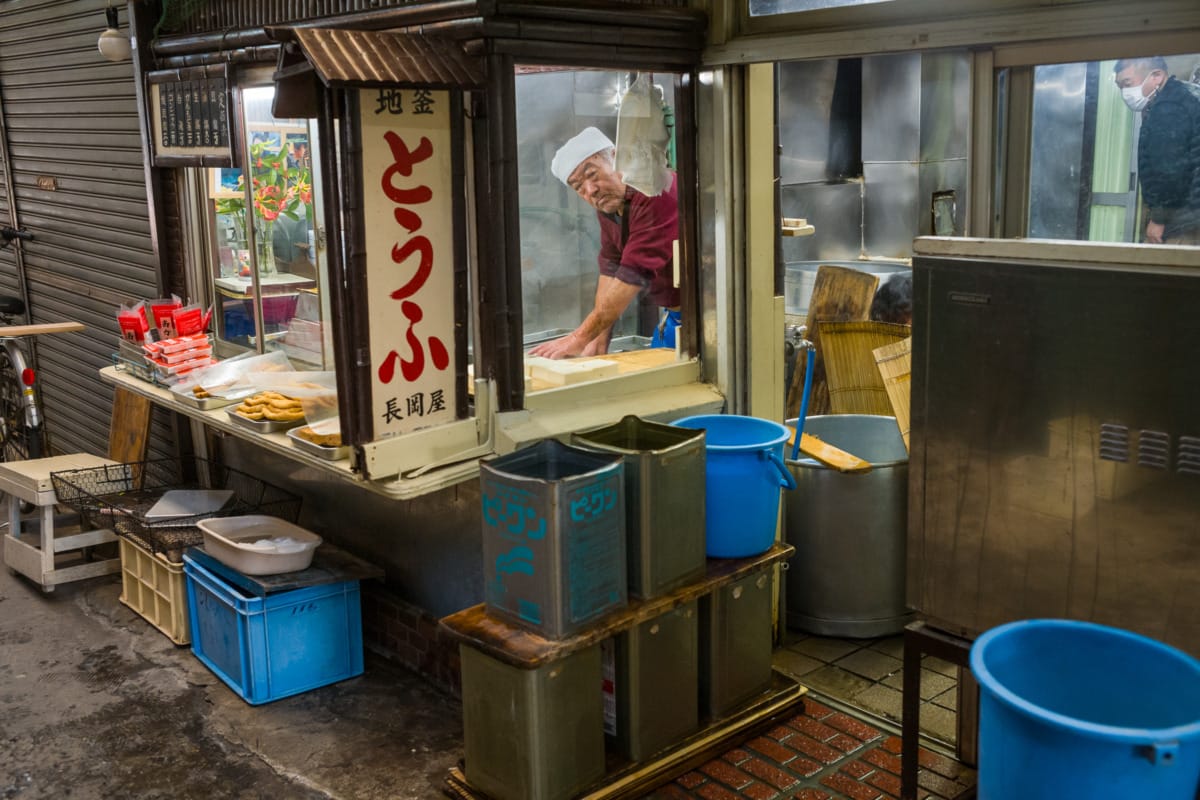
[51,458,301,559]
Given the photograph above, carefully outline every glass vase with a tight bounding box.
[255,229,277,276]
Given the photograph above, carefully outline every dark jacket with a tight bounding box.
[1138,76,1200,238]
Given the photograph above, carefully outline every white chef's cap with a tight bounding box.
[551,127,614,186]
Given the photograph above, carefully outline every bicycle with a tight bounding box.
[0,227,44,464]
[0,227,82,464]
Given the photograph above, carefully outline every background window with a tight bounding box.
[204,85,333,369]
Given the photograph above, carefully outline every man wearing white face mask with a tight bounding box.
[1114,56,1200,245]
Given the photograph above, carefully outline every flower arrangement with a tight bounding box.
[214,139,312,274]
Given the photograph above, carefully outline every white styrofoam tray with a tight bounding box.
[196,515,322,576]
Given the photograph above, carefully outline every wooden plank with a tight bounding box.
[439,543,794,669]
[786,266,878,418]
[444,671,806,800]
[0,321,85,337]
[108,387,152,464]
[785,427,872,474]
[874,336,913,452]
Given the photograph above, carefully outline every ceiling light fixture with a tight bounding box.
[98,5,131,62]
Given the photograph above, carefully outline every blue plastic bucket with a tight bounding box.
[671,415,795,558]
[971,619,1200,800]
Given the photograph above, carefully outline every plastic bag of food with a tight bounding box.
[192,349,293,397]
[249,370,339,423]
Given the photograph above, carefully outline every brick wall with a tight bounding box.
[361,583,462,697]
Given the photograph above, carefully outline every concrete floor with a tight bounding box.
[0,564,463,800]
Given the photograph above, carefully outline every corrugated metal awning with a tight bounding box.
[292,28,484,89]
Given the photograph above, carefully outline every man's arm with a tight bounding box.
[528,276,640,359]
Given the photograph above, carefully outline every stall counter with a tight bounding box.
[99,365,477,500]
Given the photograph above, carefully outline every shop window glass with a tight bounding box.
[203,84,334,368]
[514,69,683,377]
[777,51,969,270]
[1016,52,1200,245]
[750,0,894,17]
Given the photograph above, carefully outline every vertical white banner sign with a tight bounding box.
[359,88,457,438]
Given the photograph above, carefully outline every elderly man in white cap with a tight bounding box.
[528,126,679,359]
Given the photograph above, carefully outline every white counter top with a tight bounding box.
[100,365,477,501]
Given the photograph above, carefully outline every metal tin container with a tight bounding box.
[170,387,242,410]
[479,439,626,639]
[226,406,307,433]
[784,414,911,637]
[286,427,350,461]
[572,415,706,599]
[700,566,774,719]
[461,643,605,800]
[609,600,699,761]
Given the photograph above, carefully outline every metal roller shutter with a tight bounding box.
[0,0,175,461]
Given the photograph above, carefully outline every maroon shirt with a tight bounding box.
[597,174,680,309]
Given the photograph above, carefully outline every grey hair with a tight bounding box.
[1113,56,1169,75]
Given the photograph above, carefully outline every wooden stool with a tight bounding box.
[1,453,121,591]
[901,620,978,800]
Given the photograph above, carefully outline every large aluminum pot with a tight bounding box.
[784,414,912,637]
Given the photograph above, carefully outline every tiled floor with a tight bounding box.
[651,695,976,800]
[772,632,961,746]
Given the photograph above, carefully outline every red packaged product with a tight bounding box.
[117,301,150,343]
[149,296,183,338]
[173,304,204,337]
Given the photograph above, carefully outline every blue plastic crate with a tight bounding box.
[183,553,364,705]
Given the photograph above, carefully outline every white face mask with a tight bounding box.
[1121,73,1160,112]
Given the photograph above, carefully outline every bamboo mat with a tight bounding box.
[873,336,913,452]
[817,320,910,416]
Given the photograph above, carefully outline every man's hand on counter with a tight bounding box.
[528,326,614,359]
[528,332,587,359]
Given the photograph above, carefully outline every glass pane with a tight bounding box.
[777,51,968,304]
[515,69,681,365]
[204,84,334,369]
[1024,53,1200,245]
[750,0,894,17]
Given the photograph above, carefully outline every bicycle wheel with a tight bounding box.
[0,347,44,462]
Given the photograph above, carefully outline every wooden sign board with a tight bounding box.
[359,87,457,439]
[146,65,234,167]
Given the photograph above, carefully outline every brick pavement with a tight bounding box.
[643,696,975,800]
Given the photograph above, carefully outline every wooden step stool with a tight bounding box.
[1,452,121,591]
[1,388,152,592]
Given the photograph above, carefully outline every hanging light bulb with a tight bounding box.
[98,5,131,62]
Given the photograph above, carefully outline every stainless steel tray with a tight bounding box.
[225,406,306,433]
[287,427,350,461]
[171,388,241,410]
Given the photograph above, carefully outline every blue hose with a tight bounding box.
[790,343,815,461]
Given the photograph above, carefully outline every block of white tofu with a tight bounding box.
[468,363,533,391]
[528,357,620,386]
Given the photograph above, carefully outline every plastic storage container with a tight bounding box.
[118,536,190,645]
[784,414,911,637]
[479,439,626,639]
[671,415,795,558]
[971,619,1200,799]
[197,515,322,575]
[572,415,706,598]
[183,552,364,705]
